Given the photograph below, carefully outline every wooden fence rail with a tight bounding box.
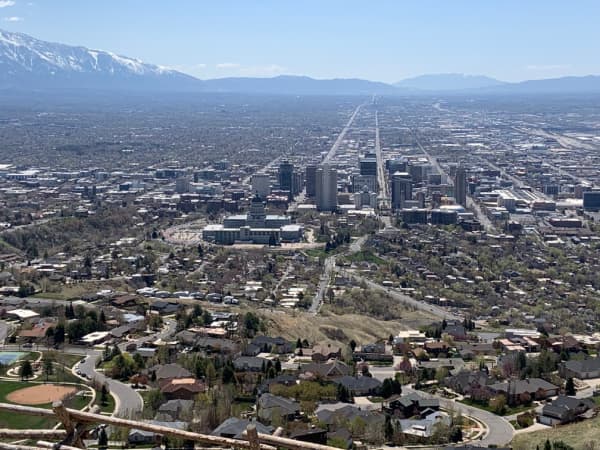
[0,402,340,450]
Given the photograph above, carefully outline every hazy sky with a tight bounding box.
[2,0,599,82]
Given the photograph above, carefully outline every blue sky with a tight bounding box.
[1,0,599,82]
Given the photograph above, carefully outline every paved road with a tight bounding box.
[374,110,390,209]
[309,256,336,314]
[323,104,363,163]
[413,131,497,232]
[77,351,143,418]
[340,270,460,321]
[3,318,176,418]
[402,385,514,448]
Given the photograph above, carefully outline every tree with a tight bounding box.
[100,384,109,406]
[42,354,54,381]
[53,324,65,346]
[222,362,235,384]
[45,326,55,348]
[349,340,357,352]
[565,377,576,396]
[19,359,33,380]
[449,426,463,443]
[337,384,351,403]
[489,394,507,415]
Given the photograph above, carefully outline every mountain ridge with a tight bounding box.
[1,28,600,95]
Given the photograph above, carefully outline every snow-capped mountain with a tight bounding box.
[0,28,199,90]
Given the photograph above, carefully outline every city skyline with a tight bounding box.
[1,0,599,83]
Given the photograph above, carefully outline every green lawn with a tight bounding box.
[0,380,92,429]
[95,388,116,414]
[0,381,56,429]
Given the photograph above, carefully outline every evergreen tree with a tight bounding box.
[19,359,33,380]
[565,377,576,396]
[43,354,54,381]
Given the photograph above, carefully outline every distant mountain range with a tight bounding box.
[395,73,507,91]
[1,28,600,95]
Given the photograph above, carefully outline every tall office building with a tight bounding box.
[305,165,317,197]
[278,160,294,198]
[391,171,412,210]
[316,164,338,212]
[359,155,378,176]
[251,173,271,198]
[454,166,467,207]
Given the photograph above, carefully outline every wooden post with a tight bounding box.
[0,429,66,439]
[52,400,74,435]
[246,424,260,450]
[36,441,81,450]
[273,427,284,437]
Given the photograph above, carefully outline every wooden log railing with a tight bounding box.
[0,402,340,450]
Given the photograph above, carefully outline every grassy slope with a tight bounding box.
[260,309,434,345]
[512,415,600,450]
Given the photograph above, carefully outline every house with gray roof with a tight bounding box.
[333,376,382,396]
[488,378,559,401]
[538,395,596,425]
[212,418,273,439]
[257,393,300,424]
[560,357,600,380]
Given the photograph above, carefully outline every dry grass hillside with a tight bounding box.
[259,308,435,345]
[511,414,600,450]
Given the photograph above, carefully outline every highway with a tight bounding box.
[323,104,362,163]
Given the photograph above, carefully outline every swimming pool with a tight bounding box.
[0,351,26,365]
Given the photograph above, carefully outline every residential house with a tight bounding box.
[308,343,342,362]
[444,324,468,341]
[233,356,267,372]
[395,411,451,439]
[289,428,328,445]
[159,377,206,400]
[353,342,392,362]
[418,358,466,376]
[257,374,298,395]
[560,357,600,380]
[300,361,351,380]
[424,341,450,357]
[128,420,186,445]
[110,294,139,308]
[257,393,301,424]
[488,378,559,402]
[212,418,273,439]
[148,363,192,383]
[538,396,596,426]
[383,392,440,418]
[333,376,382,396]
[443,370,494,397]
[18,319,56,343]
[251,336,294,354]
[155,399,194,421]
[316,404,384,432]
